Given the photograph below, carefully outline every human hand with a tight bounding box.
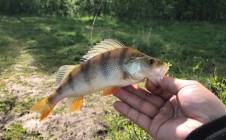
[113,76,226,140]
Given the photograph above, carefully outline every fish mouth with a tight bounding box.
[146,65,169,85]
[158,65,169,81]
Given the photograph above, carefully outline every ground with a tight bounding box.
[0,42,148,139]
[0,15,153,140]
[0,50,117,139]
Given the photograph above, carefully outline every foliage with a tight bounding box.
[112,0,226,21]
[75,0,112,16]
[211,72,226,105]
[0,0,76,16]
[77,0,226,21]
[0,0,226,21]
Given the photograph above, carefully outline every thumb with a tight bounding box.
[160,76,199,94]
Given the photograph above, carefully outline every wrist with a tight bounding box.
[185,115,226,140]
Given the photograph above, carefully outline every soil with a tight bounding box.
[0,55,116,140]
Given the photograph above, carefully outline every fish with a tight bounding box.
[31,39,169,121]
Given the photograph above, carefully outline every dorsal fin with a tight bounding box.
[55,65,78,87]
[80,39,125,63]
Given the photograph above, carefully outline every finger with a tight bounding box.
[144,79,158,92]
[145,79,173,100]
[160,76,184,94]
[147,76,199,96]
[161,76,203,95]
[146,76,180,94]
[123,85,165,108]
[146,80,163,94]
[114,101,152,132]
[114,89,159,118]
[149,100,175,138]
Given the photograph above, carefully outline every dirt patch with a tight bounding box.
[16,96,113,140]
[1,56,116,139]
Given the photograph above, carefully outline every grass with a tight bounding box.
[105,110,153,140]
[1,16,226,79]
[3,123,43,140]
[0,15,225,139]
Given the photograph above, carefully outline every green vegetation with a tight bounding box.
[0,15,225,139]
[0,0,226,21]
[112,0,226,21]
[105,110,152,140]
[3,123,43,140]
[211,74,226,104]
[1,1,225,139]
[0,0,76,16]
[1,16,225,80]
[3,123,26,140]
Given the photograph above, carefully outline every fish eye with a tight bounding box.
[148,58,155,65]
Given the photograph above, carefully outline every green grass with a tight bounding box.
[104,110,153,140]
[0,15,225,139]
[1,16,225,79]
[3,123,43,140]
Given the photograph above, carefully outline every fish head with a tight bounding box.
[123,55,169,85]
[140,56,169,85]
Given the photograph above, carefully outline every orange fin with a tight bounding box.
[66,97,83,112]
[31,98,54,121]
[102,87,120,96]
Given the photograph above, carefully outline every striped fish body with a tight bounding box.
[53,48,144,101]
[31,39,169,121]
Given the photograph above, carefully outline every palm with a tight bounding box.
[152,95,202,140]
[113,77,226,140]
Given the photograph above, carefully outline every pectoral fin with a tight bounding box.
[66,97,83,112]
[102,87,120,96]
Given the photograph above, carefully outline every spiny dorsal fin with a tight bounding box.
[80,39,125,63]
[55,65,78,87]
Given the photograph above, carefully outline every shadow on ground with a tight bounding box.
[0,15,225,78]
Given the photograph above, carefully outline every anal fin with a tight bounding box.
[66,97,83,112]
[102,87,120,96]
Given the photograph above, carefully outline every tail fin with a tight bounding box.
[31,98,54,121]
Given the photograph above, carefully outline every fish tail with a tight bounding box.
[31,97,54,121]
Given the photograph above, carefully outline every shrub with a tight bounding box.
[0,0,76,16]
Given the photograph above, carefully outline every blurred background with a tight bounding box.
[0,0,225,139]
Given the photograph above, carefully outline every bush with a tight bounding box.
[0,0,76,16]
[0,0,225,21]
[74,0,112,16]
[111,0,226,21]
